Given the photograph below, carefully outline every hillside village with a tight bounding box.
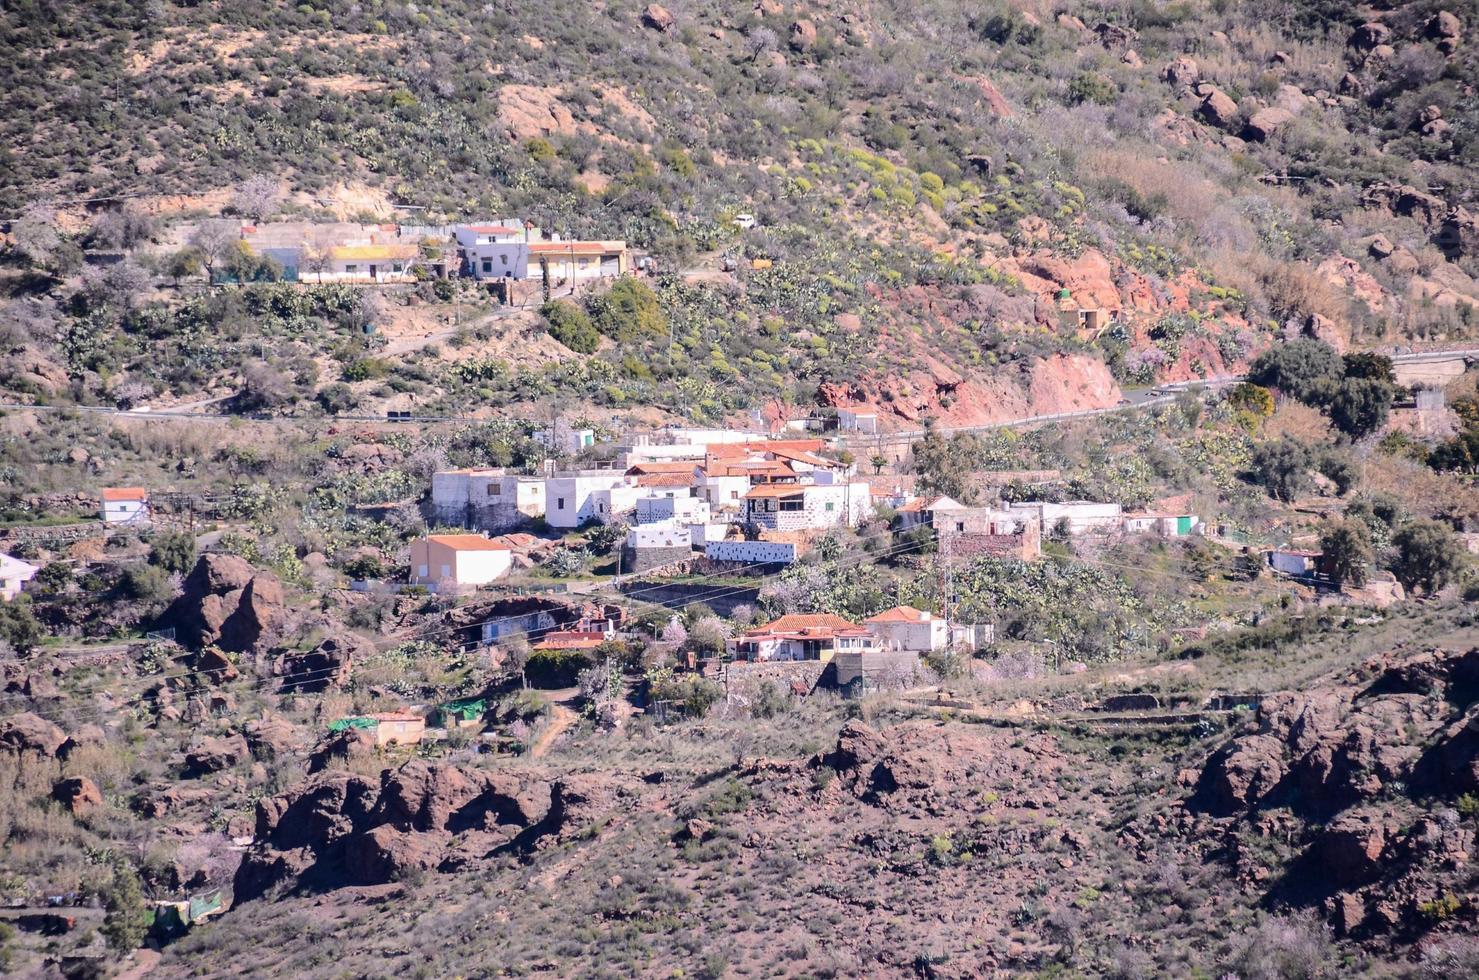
[4,0,1479,976]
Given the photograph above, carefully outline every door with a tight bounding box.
[1177,516,1192,535]
[369,264,378,278]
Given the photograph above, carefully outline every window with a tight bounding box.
[825,502,835,512]
[779,499,804,512]
[392,263,404,273]
[499,253,508,264]
[481,259,492,273]
[557,498,566,509]
[417,565,428,578]
[486,483,501,496]
[956,522,965,532]
[578,257,590,269]
[730,491,739,499]
[345,264,358,274]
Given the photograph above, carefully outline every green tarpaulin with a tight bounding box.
[437,698,487,723]
[327,717,377,732]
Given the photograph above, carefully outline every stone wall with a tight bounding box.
[724,660,828,699]
[621,545,693,574]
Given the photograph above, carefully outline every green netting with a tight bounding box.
[327,716,377,732]
[438,698,486,721]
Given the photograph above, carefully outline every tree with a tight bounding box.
[1342,352,1395,384]
[9,204,81,276]
[1328,378,1393,439]
[231,174,283,221]
[1249,438,1312,502]
[585,520,628,554]
[911,425,979,502]
[686,615,729,658]
[1320,519,1372,588]
[542,300,599,354]
[870,454,887,475]
[1226,382,1275,421]
[188,219,240,281]
[1317,450,1359,496]
[237,360,297,412]
[503,633,532,689]
[590,277,665,343]
[301,231,335,283]
[1246,339,1343,404]
[119,563,172,603]
[165,246,203,285]
[1391,519,1464,595]
[0,599,42,654]
[149,531,197,575]
[101,858,149,951]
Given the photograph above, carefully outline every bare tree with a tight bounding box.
[10,204,79,275]
[231,174,283,221]
[300,230,335,283]
[187,219,240,281]
[747,26,778,61]
[503,633,531,689]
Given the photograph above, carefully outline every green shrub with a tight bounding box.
[541,300,599,353]
[525,648,598,688]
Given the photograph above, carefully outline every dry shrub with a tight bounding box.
[1251,256,1347,323]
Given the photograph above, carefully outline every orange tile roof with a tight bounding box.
[371,711,423,723]
[865,605,935,624]
[635,473,694,488]
[764,447,833,467]
[467,225,520,234]
[626,462,699,475]
[101,487,147,502]
[425,534,512,551]
[744,484,809,499]
[534,630,607,650]
[757,613,860,632]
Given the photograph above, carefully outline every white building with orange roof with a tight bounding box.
[409,533,513,588]
[742,481,873,531]
[100,487,149,525]
[864,605,993,653]
[726,613,879,663]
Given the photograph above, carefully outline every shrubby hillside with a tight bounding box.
[2,0,1476,424]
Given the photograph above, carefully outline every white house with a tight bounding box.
[100,487,149,525]
[635,494,709,525]
[430,469,546,530]
[742,482,873,531]
[837,408,878,434]
[1005,501,1123,536]
[454,221,529,280]
[1123,513,1200,537]
[546,472,631,529]
[726,613,877,662]
[894,495,965,530]
[409,534,513,589]
[704,539,798,565]
[0,553,39,602]
[527,241,627,281]
[534,426,597,456]
[863,605,993,653]
[626,521,693,550]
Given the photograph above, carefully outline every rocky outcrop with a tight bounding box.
[52,776,102,815]
[788,19,817,51]
[1197,87,1239,130]
[184,734,249,777]
[162,555,286,653]
[1347,22,1391,51]
[0,712,66,758]
[1160,56,1198,89]
[277,633,367,693]
[1196,734,1286,814]
[641,4,673,32]
[236,762,638,900]
[1244,106,1294,141]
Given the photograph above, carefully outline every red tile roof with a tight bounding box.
[534,630,607,650]
[101,487,147,502]
[865,605,935,624]
[743,484,809,499]
[425,534,512,551]
[756,613,860,632]
[625,462,699,475]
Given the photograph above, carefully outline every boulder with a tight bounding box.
[1338,72,1362,96]
[184,734,249,777]
[1347,22,1391,51]
[195,647,238,684]
[1245,106,1294,141]
[377,761,484,833]
[788,19,817,51]
[243,717,298,761]
[641,3,673,32]
[218,575,284,652]
[52,776,102,815]
[1437,207,1477,261]
[1196,734,1286,814]
[1121,49,1143,69]
[0,712,66,758]
[1427,11,1462,52]
[1056,13,1087,33]
[1093,22,1137,51]
[278,633,366,693]
[186,553,255,596]
[1313,809,1393,888]
[1160,56,1198,88]
[1303,313,1346,352]
[346,825,448,884]
[1197,88,1239,130]
[57,724,105,761]
[1367,236,1394,259]
[308,725,377,774]
[824,720,886,771]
